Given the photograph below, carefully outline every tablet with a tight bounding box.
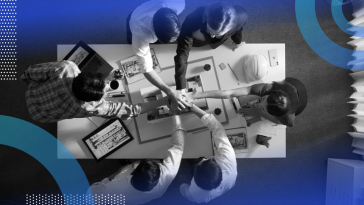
[82,118,134,162]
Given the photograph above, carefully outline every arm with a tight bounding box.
[190,104,229,148]
[179,183,195,202]
[139,96,169,114]
[161,115,186,181]
[89,97,168,120]
[250,83,273,96]
[193,87,252,99]
[191,104,236,166]
[23,61,77,82]
[144,71,189,110]
[132,35,189,109]
[258,111,281,124]
[189,103,207,119]
[200,114,236,163]
[174,28,194,90]
[144,70,174,99]
[202,114,237,201]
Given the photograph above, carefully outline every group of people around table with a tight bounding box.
[20,0,307,204]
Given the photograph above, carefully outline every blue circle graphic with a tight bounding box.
[331,0,364,37]
[0,115,94,205]
[295,0,364,70]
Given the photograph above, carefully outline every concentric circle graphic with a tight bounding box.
[331,0,364,36]
[0,115,94,205]
[295,0,364,70]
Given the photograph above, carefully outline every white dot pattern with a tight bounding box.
[26,194,126,205]
[0,0,16,81]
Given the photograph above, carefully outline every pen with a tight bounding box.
[227,63,240,83]
[110,94,126,97]
[107,91,126,94]
[107,91,126,98]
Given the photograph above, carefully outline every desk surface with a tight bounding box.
[57,43,286,159]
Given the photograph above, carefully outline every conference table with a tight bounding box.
[57,42,286,159]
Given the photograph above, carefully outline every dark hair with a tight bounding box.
[266,91,290,117]
[272,81,298,113]
[194,158,222,191]
[72,72,105,102]
[131,160,161,192]
[153,8,181,43]
[205,2,236,33]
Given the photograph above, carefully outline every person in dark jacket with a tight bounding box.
[174,2,248,90]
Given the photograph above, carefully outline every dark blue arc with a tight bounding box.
[295,0,364,70]
[331,0,364,37]
[0,115,94,205]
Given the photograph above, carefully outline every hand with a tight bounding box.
[166,97,181,115]
[238,105,262,117]
[182,92,195,104]
[167,89,191,111]
[232,41,245,52]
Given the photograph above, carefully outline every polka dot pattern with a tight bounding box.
[26,194,126,205]
[0,0,16,81]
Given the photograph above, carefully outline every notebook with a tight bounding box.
[82,118,134,162]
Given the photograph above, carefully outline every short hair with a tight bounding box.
[72,72,105,102]
[205,2,236,33]
[153,8,181,43]
[131,160,161,192]
[194,158,222,191]
[266,91,290,117]
[272,81,298,114]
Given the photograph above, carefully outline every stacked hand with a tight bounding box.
[167,96,182,116]
[167,89,191,112]
[182,92,194,105]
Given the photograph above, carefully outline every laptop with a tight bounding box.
[63,41,113,78]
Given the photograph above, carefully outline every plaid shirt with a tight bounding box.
[24,61,141,123]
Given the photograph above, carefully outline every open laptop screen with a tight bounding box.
[63,41,96,69]
[63,41,113,78]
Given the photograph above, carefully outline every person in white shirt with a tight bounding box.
[86,103,186,205]
[127,0,190,110]
[179,103,237,203]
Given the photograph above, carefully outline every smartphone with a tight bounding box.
[268,49,279,67]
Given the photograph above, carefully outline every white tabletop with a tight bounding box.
[57,43,286,159]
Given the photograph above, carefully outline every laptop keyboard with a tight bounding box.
[83,57,104,73]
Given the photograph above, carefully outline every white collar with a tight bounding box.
[189,177,212,198]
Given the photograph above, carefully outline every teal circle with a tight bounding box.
[0,115,94,205]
